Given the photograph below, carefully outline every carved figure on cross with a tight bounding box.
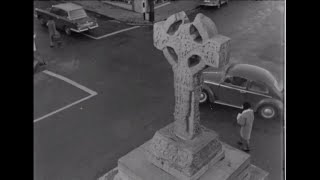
[154,11,231,140]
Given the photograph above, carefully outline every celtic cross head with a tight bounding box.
[154,11,230,72]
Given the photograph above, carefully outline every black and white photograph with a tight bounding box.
[33,0,285,180]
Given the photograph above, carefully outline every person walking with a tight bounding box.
[46,18,62,48]
[34,33,36,52]
[34,33,46,73]
[237,103,254,152]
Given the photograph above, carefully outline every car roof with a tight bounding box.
[52,3,83,12]
[227,63,280,89]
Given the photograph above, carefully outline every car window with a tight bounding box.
[223,76,248,89]
[223,76,232,84]
[69,9,87,20]
[249,81,268,93]
[50,8,59,15]
[56,9,68,17]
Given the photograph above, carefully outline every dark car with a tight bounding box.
[200,63,283,120]
[199,0,229,8]
[35,3,98,35]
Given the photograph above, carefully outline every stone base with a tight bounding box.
[145,123,224,180]
[113,140,268,180]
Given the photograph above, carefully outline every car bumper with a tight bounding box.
[199,2,219,6]
[70,24,99,33]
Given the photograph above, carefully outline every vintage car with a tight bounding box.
[199,0,229,8]
[35,3,98,35]
[200,63,283,120]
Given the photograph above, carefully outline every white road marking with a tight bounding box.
[34,70,98,123]
[83,26,140,40]
[155,2,171,9]
[34,94,95,123]
[43,70,97,96]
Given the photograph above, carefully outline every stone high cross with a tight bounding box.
[154,12,231,140]
[112,12,268,180]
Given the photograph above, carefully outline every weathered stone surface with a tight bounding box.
[138,11,231,179]
[113,141,269,180]
[153,11,231,140]
[145,123,224,179]
[241,165,269,180]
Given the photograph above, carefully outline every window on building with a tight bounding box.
[110,0,168,5]
[110,0,133,4]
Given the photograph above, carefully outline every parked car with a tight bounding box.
[200,63,283,120]
[199,0,229,8]
[35,3,98,35]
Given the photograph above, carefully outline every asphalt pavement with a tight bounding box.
[34,1,284,180]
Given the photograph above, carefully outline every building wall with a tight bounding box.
[133,0,144,13]
[105,1,134,10]
[106,0,170,13]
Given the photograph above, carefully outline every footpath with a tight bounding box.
[72,0,200,25]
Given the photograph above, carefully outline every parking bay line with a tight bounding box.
[83,26,140,40]
[33,70,98,123]
[43,70,97,95]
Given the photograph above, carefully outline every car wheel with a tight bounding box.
[258,104,278,120]
[200,90,209,104]
[64,26,71,35]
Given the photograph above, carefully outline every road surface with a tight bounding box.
[34,1,284,180]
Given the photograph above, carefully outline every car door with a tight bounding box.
[49,7,60,21]
[246,80,272,107]
[54,9,69,30]
[217,76,249,108]
[50,8,68,30]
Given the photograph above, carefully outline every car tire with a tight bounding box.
[258,104,278,120]
[200,90,209,104]
[64,26,71,35]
